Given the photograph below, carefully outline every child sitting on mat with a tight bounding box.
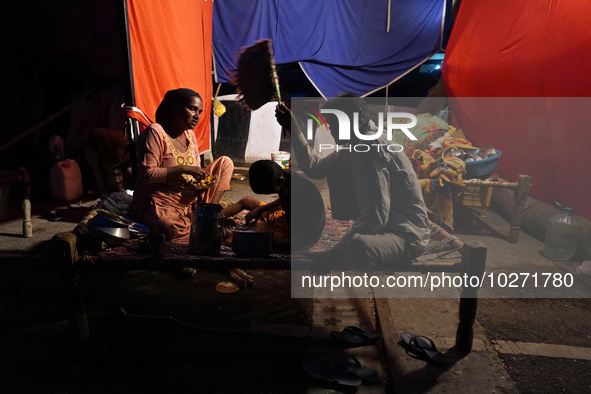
[222,160,325,251]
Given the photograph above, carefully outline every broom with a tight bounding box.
[232,39,281,111]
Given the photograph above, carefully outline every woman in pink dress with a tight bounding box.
[130,88,233,239]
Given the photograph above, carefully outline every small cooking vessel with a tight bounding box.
[231,229,273,258]
[87,210,130,246]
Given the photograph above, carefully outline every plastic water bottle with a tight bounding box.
[544,203,581,261]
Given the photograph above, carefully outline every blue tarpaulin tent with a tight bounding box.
[213,0,446,98]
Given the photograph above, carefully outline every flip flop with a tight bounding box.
[303,356,361,392]
[331,326,382,347]
[329,355,380,383]
[401,333,446,364]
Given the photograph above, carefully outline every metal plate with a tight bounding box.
[215,281,240,293]
[232,173,247,181]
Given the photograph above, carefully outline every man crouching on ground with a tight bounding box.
[275,93,430,272]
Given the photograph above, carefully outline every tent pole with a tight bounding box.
[119,0,138,185]
[385,85,389,116]
[210,71,216,160]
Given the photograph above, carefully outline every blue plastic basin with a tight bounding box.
[465,150,502,179]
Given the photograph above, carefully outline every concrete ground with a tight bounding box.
[1,167,590,393]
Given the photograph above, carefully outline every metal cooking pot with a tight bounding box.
[87,211,130,246]
[232,230,273,258]
[188,203,224,256]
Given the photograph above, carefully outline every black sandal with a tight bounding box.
[401,333,446,364]
[303,355,362,392]
[331,326,382,347]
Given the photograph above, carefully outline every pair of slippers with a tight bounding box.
[331,326,445,364]
[303,354,380,392]
[331,326,382,347]
[400,333,446,364]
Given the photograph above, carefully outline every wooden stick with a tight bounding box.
[53,232,89,340]
[19,167,32,238]
[429,221,464,249]
[456,241,487,352]
[509,174,532,243]
[266,39,282,102]
[463,179,518,189]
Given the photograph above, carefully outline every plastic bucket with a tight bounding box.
[271,151,290,169]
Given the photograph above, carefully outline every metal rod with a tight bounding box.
[0,88,98,153]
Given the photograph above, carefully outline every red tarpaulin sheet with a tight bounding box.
[127,0,213,152]
[443,0,591,219]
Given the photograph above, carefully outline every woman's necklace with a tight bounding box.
[175,134,188,148]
